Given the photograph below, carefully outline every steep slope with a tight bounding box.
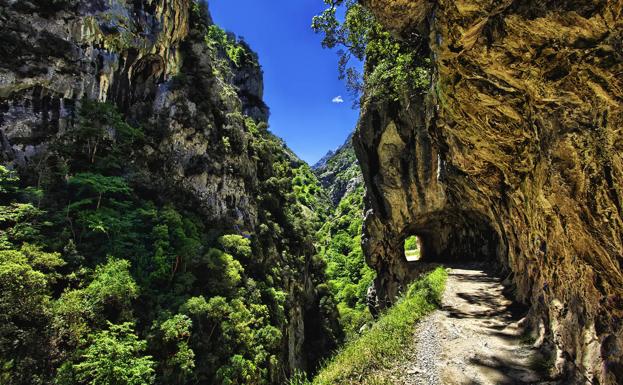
[313,134,363,205]
[0,1,340,384]
[313,135,373,338]
[355,1,623,384]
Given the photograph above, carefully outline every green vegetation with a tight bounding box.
[404,235,419,251]
[56,322,156,385]
[318,185,374,339]
[292,165,331,218]
[312,0,430,103]
[294,268,447,385]
[313,138,372,339]
[404,235,421,260]
[313,135,361,205]
[206,25,257,68]
[0,96,339,385]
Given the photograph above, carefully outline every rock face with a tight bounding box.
[313,133,363,205]
[0,0,258,227]
[0,0,336,380]
[355,0,623,383]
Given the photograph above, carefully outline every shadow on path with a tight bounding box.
[375,264,550,385]
[434,265,546,385]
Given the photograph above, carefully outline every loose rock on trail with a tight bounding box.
[385,265,549,385]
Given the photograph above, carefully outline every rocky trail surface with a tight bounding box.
[385,265,550,385]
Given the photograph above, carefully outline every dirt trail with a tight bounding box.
[386,265,547,385]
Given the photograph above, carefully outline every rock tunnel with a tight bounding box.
[353,94,509,308]
[354,0,623,382]
[401,210,502,264]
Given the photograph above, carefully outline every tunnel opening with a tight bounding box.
[402,210,504,266]
[403,234,422,262]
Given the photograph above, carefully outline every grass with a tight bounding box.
[404,249,420,261]
[299,267,447,385]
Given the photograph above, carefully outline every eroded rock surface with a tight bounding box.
[355,1,623,383]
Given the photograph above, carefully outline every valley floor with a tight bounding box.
[380,265,549,385]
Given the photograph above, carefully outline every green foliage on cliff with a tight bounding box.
[313,135,361,205]
[56,322,156,385]
[312,0,430,102]
[0,99,339,385]
[318,185,374,339]
[314,138,372,340]
[206,25,256,68]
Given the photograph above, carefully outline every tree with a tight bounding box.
[68,173,132,210]
[148,206,203,286]
[0,248,55,385]
[312,0,371,99]
[312,0,430,103]
[65,173,144,257]
[57,322,155,385]
[158,314,195,382]
[54,258,138,346]
[0,165,19,197]
[219,235,252,261]
[61,101,143,170]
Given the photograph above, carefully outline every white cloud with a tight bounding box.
[332,95,344,104]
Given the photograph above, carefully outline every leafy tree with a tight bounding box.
[203,248,244,293]
[68,173,132,210]
[157,314,195,382]
[54,258,138,346]
[57,100,143,171]
[63,171,152,261]
[312,0,430,103]
[0,167,48,248]
[148,206,203,287]
[312,0,371,98]
[57,322,155,385]
[0,248,56,385]
[219,235,252,261]
[0,165,18,196]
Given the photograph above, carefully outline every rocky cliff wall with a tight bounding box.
[356,0,623,383]
[0,0,261,227]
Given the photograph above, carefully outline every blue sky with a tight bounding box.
[209,0,359,164]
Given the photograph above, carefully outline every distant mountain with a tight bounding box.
[312,149,336,171]
[313,133,363,206]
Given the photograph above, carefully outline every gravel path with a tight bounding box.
[384,265,545,385]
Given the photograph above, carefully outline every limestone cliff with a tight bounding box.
[355,0,623,383]
[0,0,337,382]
